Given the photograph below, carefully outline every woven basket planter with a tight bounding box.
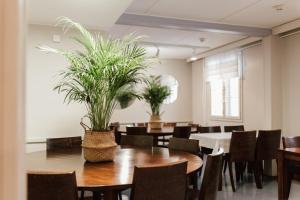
[82,129,117,162]
[149,114,163,130]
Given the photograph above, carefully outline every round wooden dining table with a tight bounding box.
[26,146,203,200]
[118,126,198,136]
[118,126,198,147]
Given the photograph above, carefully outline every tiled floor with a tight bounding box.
[122,167,300,200]
[218,173,300,200]
[217,174,277,200]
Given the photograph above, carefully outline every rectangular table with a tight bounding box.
[190,132,232,153]
[278,148,300,200]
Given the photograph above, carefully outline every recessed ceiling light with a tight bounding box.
[273,4,284,11]
[199,37,206,42]
[190,57,197,61]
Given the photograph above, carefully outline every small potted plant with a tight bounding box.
[142,76,171,129]
[39,17,152,162]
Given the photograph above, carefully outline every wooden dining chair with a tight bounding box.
[46,136,82,150]
[173,126,192,139]
[130,161,187,200]
[224,125,244,132]
[282,136,300,148]
[110,123,121,145]
[126,126,147,135]
[169,138,200,155]
[157,122,177,147]
[168,138,200,188]
[187,149,224,200]
[198,126,221,133]
[120,135,153,148]
[135,122,148,127]
[224,131,257,192]
[198,126,221,154]
[27,171,78,200]
[163,122,177,127]
[255,129,281,188]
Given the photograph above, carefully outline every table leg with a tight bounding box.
[278,150,289,200]
[103,190,118,200]
[92,191,102,200]
[153,136,158,147]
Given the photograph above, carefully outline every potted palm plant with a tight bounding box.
[142,76,171,129]
[39,17,152,162]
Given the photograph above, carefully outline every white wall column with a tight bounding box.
[0,0,26,199]
[262,35,283,130]
[262,35,283,176]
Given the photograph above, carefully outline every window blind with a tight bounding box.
[204,50,242,82]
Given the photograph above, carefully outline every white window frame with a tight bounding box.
[208,78,243,122]
[204,50,243,122]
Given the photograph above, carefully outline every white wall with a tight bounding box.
[282,33,300,136]
[26,25,193,143]
[192,44,266,131]
[111,59,192,123]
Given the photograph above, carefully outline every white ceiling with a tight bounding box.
[108,24,244,59]
[28,0,134,30]
[28,0,300,59]
[126,0,300,28]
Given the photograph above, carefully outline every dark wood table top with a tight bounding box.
[26,147,203,190]
[118,126,198,136]
[283,147,300,153]
[278,147,300,199]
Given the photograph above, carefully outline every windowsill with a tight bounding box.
[210,116,243,123]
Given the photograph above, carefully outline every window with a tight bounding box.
[205,50,242,120]
[160,75,178,104]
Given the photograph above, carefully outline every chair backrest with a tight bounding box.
[198,126,221,133]
[229,131,256,162]
[136,123,148,127]
[110,123,121,145]
[130,161,187,200]
[256,130,281,160]
[120,135,153,148]
[46,136,82,150]
[163,122,177,127]
[168,138,200,155]
[173,126,192,139]
[189,123,199,129]
[27,171,78,200]
[126,126,147,135]
[282,136,300,148]
[224,125,244,132]
[199,149,224,200]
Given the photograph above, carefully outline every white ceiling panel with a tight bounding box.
[126,0,159,14]
[144,46,195,59]
[126,0,261,22]
[221,0,300,28]
[28,0,134,30]
[108,24,245,59]
[126,0,300,28]
[109,25,243,48]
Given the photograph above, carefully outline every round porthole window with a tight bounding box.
[160,75,178,104]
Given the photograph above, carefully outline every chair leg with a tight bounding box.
[235,162,240,182]
[80,190,85,200]
[223,160,227,173]
[229,161,236,192]
[260,161,264,183]
[218,158,224,191]
[254,161,262,189]
[118,192,122,200]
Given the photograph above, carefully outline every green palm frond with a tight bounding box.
[142,75,171,116]
[39,17,153,131]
